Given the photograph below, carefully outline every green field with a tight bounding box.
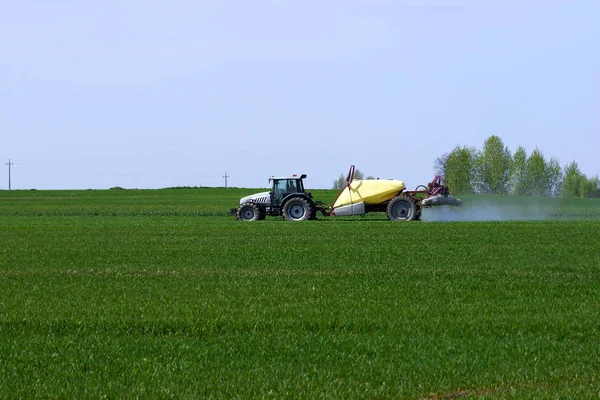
[1,189,599,398]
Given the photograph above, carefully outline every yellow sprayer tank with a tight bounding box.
[333,179,405,211]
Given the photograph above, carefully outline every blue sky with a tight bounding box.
[1,0,598,190]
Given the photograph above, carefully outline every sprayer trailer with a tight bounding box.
[230,165,462,222]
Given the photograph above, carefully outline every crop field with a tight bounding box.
[1,188,599,398]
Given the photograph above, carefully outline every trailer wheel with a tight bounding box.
[387,195,416,221]
[282,197,313,221]
[236,203,262,221]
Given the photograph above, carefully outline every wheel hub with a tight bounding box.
[393,202,409,218]
[290,204,305,219]
[242,208,255,219]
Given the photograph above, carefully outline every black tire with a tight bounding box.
[414,207,422,221]
[386,195,417,221]
[308,200,317,220]
[236,203,261,221]
[258,208,267,220]
[282,197,314,222]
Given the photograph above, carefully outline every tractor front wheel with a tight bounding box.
[282,197,314,221]
[236,203,263,221]
[386,195,417,221]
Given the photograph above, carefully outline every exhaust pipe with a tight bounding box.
[422,194,462,207]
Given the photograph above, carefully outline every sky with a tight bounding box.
[1,0,598,190]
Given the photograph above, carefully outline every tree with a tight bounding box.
[332,168,365,190]
[433,153,449,181]
[526,148,548,196]
[561,160,584,197]
[444,145,476,194]
[474,135,512,195]
[511,146,529,195]
[546,157,563,197]
[332,174,346,190]
[584,175,600,198]
[562,166,600,198]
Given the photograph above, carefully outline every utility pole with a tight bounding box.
[6,159,13,190]
[222,172,230,188]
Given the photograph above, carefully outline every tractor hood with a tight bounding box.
[240,191,270,205]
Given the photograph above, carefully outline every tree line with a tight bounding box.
[435,135,600,198]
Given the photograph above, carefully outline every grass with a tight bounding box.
[0,189,599,398]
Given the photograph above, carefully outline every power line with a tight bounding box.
[222,172,230,188]
[6,159,14,190]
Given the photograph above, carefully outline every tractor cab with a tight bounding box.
[269,174,307,206]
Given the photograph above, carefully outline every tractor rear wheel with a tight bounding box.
[386,195,417,221]
[236,203,262,221]
[282,197,314,221]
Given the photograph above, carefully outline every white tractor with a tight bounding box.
[231,174,317,221]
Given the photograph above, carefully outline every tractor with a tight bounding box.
[231,165,462,221]
[231,174,319,221]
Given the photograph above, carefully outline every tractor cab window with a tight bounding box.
[272,179,303,204]
[273,179,300,195]
[272,180,286,204]
[286,180,298,193]
[273,180,286,196]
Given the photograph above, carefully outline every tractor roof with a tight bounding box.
[269,174,307,181]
